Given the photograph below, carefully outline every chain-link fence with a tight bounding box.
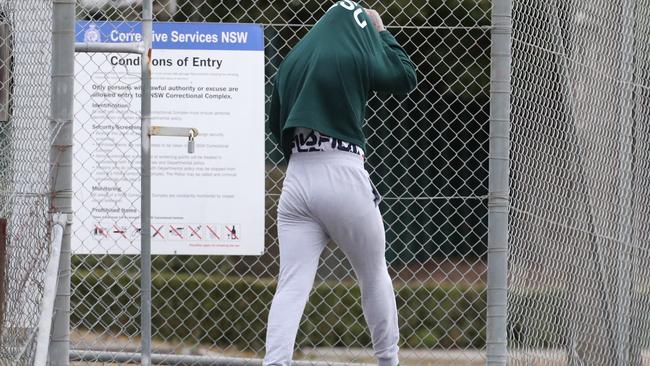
[5,0,649,365]
[69,0,491,365]
[509,0,650,365]
[70,11,144,358]
[0,0,54,364]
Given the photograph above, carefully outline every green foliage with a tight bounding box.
[72,269,487,350]
[74,269,650,351]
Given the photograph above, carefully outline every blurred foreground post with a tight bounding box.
[49,0,75,364]
[487,0,512,364]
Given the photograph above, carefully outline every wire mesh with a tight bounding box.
[0,0,53,364]
[1,0,648,364]
[509,0,650,364]
[68,1,491,365]
[70,11,144,363]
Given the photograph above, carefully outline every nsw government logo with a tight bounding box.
[83,23,101,43]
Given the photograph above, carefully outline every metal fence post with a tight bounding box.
[0,219,5,342]
[487,0,512,364]
[615,2,636,365]
[141,1,154,365]
[50,0,75,365]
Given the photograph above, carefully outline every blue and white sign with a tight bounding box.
[72,22,265,256]
[76,21,264,51]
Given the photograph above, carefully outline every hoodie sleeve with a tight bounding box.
[370,30,418,94]
[268,78,282,143]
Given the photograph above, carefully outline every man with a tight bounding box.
[265,2,417,365]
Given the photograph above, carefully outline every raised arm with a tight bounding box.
[365,9,417,94]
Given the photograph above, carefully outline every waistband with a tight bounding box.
[291,128,365,157]
[288,150,365,169]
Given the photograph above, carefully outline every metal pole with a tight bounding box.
[49,0,75,365]
[141,0,153,365]
[0,219,5,342]
[75,42,144,54]
[486,0,512,364]
[34,214,67,366]
[627,3,644,365]
[615,1,635,364]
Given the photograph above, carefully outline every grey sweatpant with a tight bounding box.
[263,152,399,366]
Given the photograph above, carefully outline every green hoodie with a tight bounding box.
[268,1,417,160]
